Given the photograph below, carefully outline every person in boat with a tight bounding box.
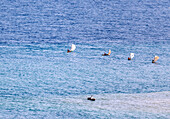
[102,49,111,56]
[87,95,93,100]
[87,95,95,101]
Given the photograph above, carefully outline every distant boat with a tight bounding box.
[128,53,134,60]
[87,95,95,101]
[152,56,159,63]
[102,49,111,56]
[67,44,76,53]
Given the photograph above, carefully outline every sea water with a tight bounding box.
[0,0,170,118]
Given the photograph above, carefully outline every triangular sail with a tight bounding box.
[70,44,76,51]
[130,53,134,59]
[108,49,111,55]
[154,56,159,62]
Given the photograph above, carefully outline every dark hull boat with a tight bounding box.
[87,97,95,101]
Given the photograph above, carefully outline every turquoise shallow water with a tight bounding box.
[0,0,170,118]
[0,41,169,118]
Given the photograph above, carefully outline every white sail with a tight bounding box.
[130,53,134,59]
[70,44,76,51]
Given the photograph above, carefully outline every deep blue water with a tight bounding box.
[0,0,170,118]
